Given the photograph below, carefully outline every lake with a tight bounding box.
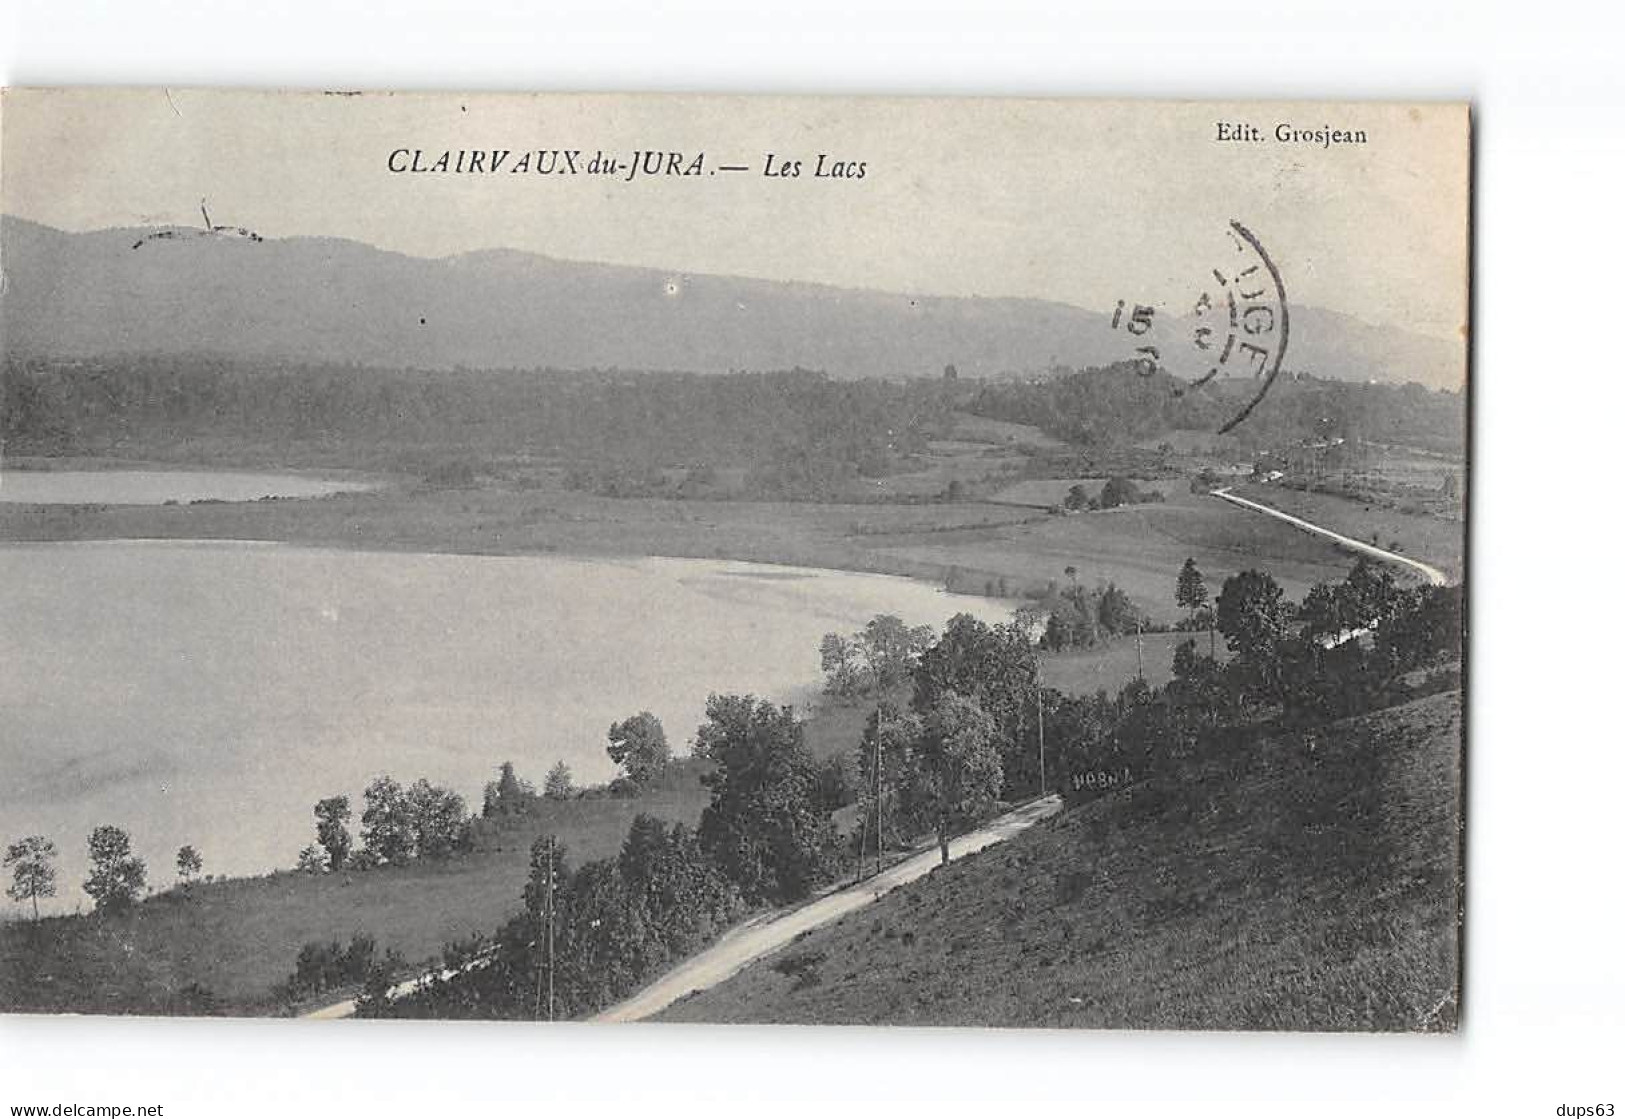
[0,540,1008,912]
[0,469,374,505]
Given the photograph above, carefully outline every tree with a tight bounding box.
[544,761,575,801]
[1065,485,1091,511]
[297,845,327,874]
[913,613,1042,794]
[482,762,535,817]
[856,614,933,690]
[1099,476,1142,509]
[1299,582,1345,647]
[353,949,408,1019]
[1175,558,1209,624]
[819,632,863,699]
[314,795,353,870]
[902,694,1004,864]
[1375,585,1462,672]
[607,712,671,785]
[175,845,203,885]
[694,694,834,904]
[1216,569,1289,691]
[1340,558,1401,629]
[1096,582,1140,635]
[83,825,147,915]
[1177,557,1216,656]
[521,834,572,1018]
[5,835,57,920]
[856,704,924,855]
[1010,603,1047,642]
[1041,591,1100,650]
[1172,638,1202,681]
[360,776,414,864]
[618,815,741,960]
[407,779,469,860]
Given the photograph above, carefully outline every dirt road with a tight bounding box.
[590,794,1063,1023]
[301,959,477,1020]
[303,794,1061,1022]
[1210,487,1450,586]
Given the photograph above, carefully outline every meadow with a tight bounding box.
[1230,482,1465,582]
[0,472,1364,625]
[660,688,1462,1031]
[0,774,713,1014]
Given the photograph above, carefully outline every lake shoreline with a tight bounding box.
[0,478,1059,603]
[0,538,1018,922]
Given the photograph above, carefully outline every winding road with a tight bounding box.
[591,794,1062,1023]
[1210,487,1450,586]
[302,958,482,1020]
[303,794,1061,1022]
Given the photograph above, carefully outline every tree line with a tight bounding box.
[1,356,959,500]
[1048,557,1462,803]
[970,363,1465,456]
[5,828,205,919]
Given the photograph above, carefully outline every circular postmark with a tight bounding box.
[1108,220,1290,434]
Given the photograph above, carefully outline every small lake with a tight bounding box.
[0,541,1009,913]
[0,469,374,505]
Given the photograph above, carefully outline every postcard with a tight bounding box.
[0,89,1467,1029]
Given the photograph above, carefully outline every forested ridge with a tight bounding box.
[969,364,1466,455]
[2,356,963,497]
[5,354,1464,480]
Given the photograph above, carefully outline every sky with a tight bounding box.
[1,89,1469,339]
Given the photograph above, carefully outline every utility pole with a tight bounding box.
[545,835,556,1022]
[854,809,869,887]
[1135,616,1145,682]
[533,836,557,1021]
[536,838,555,1019]
[1037,680,1046,796]
[874,702,884,879]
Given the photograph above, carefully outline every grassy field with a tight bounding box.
[797,637,1223,765]
[0,775,712,1014]
[1039,632,1229,694]
[0,474,1360,624]
[1230,482,1465,582]
[941,412,1066,449]
[659,688,1462,1031]
[865,489,1355,623]
[986,477,1185,508]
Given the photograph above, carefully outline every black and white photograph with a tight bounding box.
[0,91,1470,1033]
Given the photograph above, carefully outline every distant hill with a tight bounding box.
[660,689,1462,1031]
[0,216,1463,389]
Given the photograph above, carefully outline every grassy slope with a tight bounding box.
[0,779,710,1014]
[1039,633,1229,695]
[1230,483,1464,582]
[870,490,1353,622]
[659,689,1462,1031]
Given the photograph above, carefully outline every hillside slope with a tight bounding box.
[659,689,1462,1031]
[1,217,1462,388]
